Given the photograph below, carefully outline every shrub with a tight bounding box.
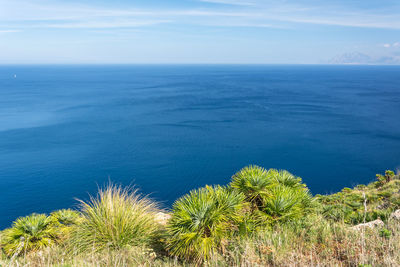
[376,170,396,187]
[231,166,312,223]
[377,174,387,186]
[272,169,304,189]
[262,185,312,222]
[50,209,81,226]
[316,170,400,225]
[167,185,245,262]
[230,165,272,210]
[1,214,57,256]
[50,209,82,242]
[69,184,160,253]
[379,228,392,238]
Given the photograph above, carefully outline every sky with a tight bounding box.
[0,0,400,64]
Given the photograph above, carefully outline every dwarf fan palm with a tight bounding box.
[167,185,245,262]
[1,214,57,256]
[231,166,313,223]
[50,209,82,241]
[271,169,305,189]
[262,185,312,222]
[50,209,81,226]
[230,165,273,209]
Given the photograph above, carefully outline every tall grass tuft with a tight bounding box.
[68,184,160,253]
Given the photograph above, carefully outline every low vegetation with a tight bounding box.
[167,185,245,262]
[316,170,400,224]
[1,166,399,266]
[69,184,160,253]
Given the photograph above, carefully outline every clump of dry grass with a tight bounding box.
[68,184,161,253]
[1,245,181,267]
[219,216,400,267]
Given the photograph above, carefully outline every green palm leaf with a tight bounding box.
[167,185,245,262]
[231,165,273,209]
[1,214,57,256]
[231,165,313,223]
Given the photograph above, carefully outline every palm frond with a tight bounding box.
[167,185,245,262]
[231,165,273,209]
[1,214,57,256]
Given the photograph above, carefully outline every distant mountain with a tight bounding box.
[373,56,400,65]
[328,52,372,64]
[328,52,400,65]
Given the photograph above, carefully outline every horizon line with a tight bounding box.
[1,63,400,66]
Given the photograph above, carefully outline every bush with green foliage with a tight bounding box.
[231,166,312,223]
[50,209,81,226]
[166,185,245,262]
[379,227,392,238]
[50,209,82,242]
[165,166,313,262]
[316,170,400,224]
[261,184,312,222]
[376,170,396,186]
[1,214,57,256]
[230,165,272,210]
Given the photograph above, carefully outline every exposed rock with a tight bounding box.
[390,209,400,221]
[155,212,171,226]
[352,219,384,231]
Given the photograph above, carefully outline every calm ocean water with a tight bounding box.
[0,65,400,228]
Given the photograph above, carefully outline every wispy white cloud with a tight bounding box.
[0,0,400,31]
[382,42,400,48]
[275,14,400,29]
[0,30,20,33]
[43,20,170,29]
[199,0,255,6]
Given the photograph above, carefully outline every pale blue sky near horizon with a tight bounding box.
[0,0,400,64]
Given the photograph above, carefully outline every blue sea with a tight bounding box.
[1,65,400,228]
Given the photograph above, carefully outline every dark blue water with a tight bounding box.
[1,65,400,228]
